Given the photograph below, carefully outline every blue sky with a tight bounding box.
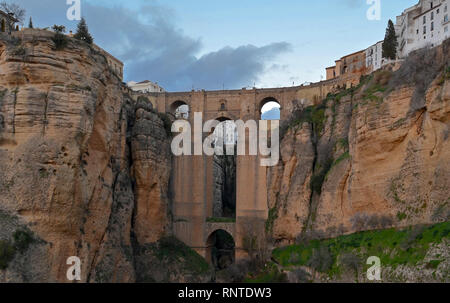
[16,0,418,91]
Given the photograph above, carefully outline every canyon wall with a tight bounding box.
[0,29,449,282]
[268,40,450,244]
[0,30,178,282]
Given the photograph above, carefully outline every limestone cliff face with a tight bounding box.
[0,30,172,282]
[268,40,450,244]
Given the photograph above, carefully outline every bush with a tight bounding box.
[0,240,15,270]
[51,25,68,50]
[13,229,33,252]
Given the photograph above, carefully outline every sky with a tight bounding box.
[14,0,418,92]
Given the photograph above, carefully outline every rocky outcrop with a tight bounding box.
[0,30,176,282]
[132,99,172,244]
[268,40,450,243]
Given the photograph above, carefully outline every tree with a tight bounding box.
[28,17,33,29]
[0,1,25,33]
[73,17,93,44]
[51,25,68,50]
[382,19,398,60]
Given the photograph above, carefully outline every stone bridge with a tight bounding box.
[132,81,338,263]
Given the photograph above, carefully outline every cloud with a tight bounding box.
[344,0,365,8]
[16,0,291,91]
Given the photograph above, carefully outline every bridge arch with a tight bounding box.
[259,97,281,120]
[206,228,235,269]
[169,100,189,119]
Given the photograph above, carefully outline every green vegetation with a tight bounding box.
[390,177,406,205]
[0,229,35,270]
[0,240,15,270]
[74,17,93,45]
[244,263,287,283]
[273,221,450,278]
[150,236,210,274]
[382,19,398,60]
[265,205,278,233]
[397,212,407,221]
[206,217,236,223]
[282,101,327,139]
[438,66,450,85]
[333,152,350,166]
[12,229,34,253]
[310,157,333,195]
[336,138,349,150]
[51,25,68,50]
[426,259,442,269]
[361,70,391,103]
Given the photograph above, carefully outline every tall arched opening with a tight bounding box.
[211,117,237,219]
[206,229,235,270]
[260,97,281,120]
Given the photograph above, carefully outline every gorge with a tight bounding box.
[0,29,449,283]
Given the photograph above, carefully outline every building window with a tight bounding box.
[431,11,434,20]
[417,29,419,34]
[423,26,426,34]
[445,5,448,13]
[437,9,440,14]
[423,15,426,24]
[445,26,448,32]
[445,14,449,22]
[431,22,434,31]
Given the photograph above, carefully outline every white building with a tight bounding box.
[127,80,165,93]
[365,40,384,72]
[395,0,450,58]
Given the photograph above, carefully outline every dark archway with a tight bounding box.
[169,100,189,119]
[212,118,237,218]
[206,229,235,270]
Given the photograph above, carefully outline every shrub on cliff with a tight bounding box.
[0,240,15,270]
[0,229,34,269]
[51,25,68,50]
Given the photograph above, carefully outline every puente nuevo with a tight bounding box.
[130,82,339,262]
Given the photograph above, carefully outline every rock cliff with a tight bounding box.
[0,29,449,283]
[268,39,450,244]
[0,30,194,282]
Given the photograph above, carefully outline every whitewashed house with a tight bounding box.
[395,0,450,58]
[365,41,384,72]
